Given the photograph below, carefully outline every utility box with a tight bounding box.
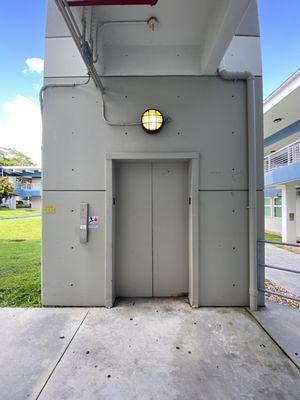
[42,0,264,308]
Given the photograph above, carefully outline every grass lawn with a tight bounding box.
[264,232,282,243]
[0,208,41,219]
[0,217,41,307]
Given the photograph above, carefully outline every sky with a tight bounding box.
[258,0,300,97]
[0,0,299,164]
[0,1,47,165]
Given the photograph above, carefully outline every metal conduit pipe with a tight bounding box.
[93,19,149,63]
[61,0,82,38]
[39,77,143,128]
[102,97,141,126]
[67,1,158,7]
[39,77,91,113]
[102,96,171,127]
[53,1,162,127]
[55,0,105,94]
[218,68,258,311]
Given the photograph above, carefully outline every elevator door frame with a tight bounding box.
[105,152,199,308]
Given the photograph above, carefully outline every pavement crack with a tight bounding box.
[35,309,90,399]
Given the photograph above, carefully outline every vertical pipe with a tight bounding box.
[247,76,258,311]
[218,69,259,311]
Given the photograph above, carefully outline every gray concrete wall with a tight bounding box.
[265,196,300,239]
[42,1,264,307]
[31,197,42,211]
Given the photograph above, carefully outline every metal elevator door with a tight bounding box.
[115,161,188,297]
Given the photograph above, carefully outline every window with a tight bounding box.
[264,197,272,217]
[274,197,282,218]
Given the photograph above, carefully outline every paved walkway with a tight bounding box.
[0,215,41,220]
[265,244,300,295]
[0,299,299,400]
[250,301,300,368]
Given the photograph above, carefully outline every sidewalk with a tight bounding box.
[0,299,299,400]
[265,244,300,296]
[250,301,300,368]
[0,215,41,220]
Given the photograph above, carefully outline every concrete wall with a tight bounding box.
[265,216,282,235]
[32,178,42,191]
[31,197,42,211]
[5,197,16,210]
[265,196,300,239]
[42,0,263,307]
[296,196,300,239]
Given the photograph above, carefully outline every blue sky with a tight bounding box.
[258,0,300,97]
[0,1,47,107]
[0,1,47,163]
[0,0,299,163]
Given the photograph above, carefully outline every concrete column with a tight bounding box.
[31,197,42,211]
[281,184,297,243]
[8,197,16,209]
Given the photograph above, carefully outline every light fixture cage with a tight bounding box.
[141,109,164,134]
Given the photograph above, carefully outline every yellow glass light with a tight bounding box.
[141,109,164,134]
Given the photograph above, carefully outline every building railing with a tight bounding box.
[15,183,32,190]
[15,182,42,191]
[258,240,300,303]
[264,139,300,173]
[31,182,42,190]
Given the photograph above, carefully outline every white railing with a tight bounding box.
[264,139,300,173]
[15,182,32,190]
[15,182,42,191]
[31,182,42,191]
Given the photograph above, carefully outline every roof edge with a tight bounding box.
[264,69,300,110]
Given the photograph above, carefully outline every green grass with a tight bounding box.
[0,219,282,307]
[0,217,41,307]
[265,232,282,243]
[0,208,41,219]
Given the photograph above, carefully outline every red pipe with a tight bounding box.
[67,0,158,6]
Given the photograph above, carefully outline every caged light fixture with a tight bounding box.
[141,109,164,134]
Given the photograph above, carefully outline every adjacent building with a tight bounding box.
[0,166,42,210]
[264,70,300,243]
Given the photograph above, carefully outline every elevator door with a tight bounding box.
[115,161,188,297]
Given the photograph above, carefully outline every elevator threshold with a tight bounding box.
[114,296,190,308]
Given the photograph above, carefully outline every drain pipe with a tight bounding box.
[218,68,258,311]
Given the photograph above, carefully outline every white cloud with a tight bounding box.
[24,58,44,74]
[0,96,42,164]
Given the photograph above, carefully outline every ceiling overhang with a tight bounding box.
[67,0,158,6]
[264,70,300,142]
[55,0,252,80]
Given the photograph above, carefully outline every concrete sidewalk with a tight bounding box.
[0,215,41,220]
[0,299,299,400]
[265,244,300,295]
[250,301,300,369]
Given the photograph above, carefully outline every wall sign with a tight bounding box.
[44,205,56,214]
[88,216,99,228]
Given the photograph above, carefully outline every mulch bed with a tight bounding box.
[265,280,300,309]
[277,245,300,255]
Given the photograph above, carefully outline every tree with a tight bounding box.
[0,177,14,203]
[0,147,35,166]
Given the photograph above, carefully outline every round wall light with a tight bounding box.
[141,109,164,134]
